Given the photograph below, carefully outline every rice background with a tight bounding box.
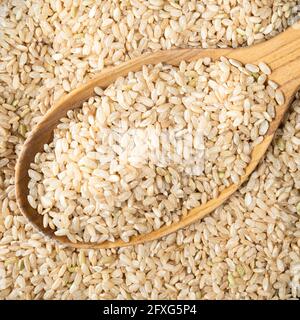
[0,0,299,299]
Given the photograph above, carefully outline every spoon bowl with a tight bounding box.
[15,25,300,249]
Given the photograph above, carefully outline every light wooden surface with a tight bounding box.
[15,25,300,249]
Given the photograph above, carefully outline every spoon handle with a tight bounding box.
[241,24,300,138]
[264,26,300,89]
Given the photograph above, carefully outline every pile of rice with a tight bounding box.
[27,58,283,244]
[0,0,299,299]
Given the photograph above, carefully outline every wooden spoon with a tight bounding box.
[15,25,300,249]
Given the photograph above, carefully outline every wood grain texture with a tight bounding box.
[15,25,300,249]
